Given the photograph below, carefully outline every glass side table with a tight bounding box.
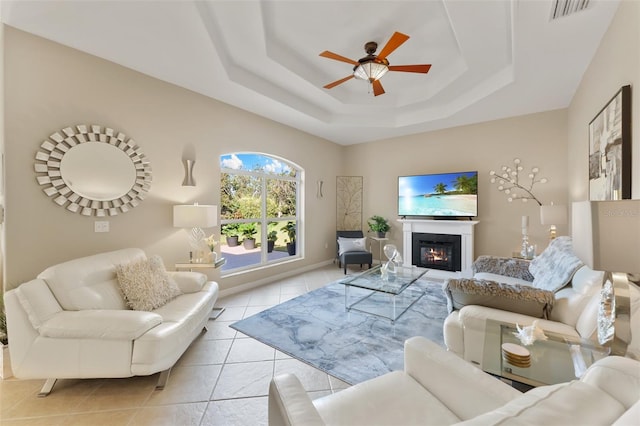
[482,319,610,387]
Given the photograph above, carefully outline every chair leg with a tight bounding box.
[344,264,347,274]
[155,368,171,390]
[38,378,58,397]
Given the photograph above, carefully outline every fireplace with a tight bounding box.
[400,218,477,278]
[412,232,462,272]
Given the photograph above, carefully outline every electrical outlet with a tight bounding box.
[94,221,110,233]
[324,242,328,249]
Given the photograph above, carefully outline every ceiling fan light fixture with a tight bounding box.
[353,60,389,82]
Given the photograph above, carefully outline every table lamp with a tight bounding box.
[173,204,217,262]
[572,200,640,355]
[540,203,567,240]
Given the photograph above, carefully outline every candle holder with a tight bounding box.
[521,232,530,259]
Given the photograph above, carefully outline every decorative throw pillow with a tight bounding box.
[529,236,583,292]
[338,237,367,255]
[443,278,555,319]
[116,255,182,311]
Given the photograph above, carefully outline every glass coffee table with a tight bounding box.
[338,264,428,322]
[482,320,610,387]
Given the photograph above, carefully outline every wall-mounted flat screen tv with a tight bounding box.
[398,171,478,218]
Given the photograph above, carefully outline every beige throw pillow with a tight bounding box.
[116,255,182,311]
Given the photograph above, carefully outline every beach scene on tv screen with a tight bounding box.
[398,172,478,216]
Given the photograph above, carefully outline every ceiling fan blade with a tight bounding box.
[388,64,432,73]
[319,51,359,65]
[376,31,410,61]
[323,75,354,89]
[372,79,385,96]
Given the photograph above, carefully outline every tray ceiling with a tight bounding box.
[1,0,620,145]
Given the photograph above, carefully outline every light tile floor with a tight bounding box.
[0,263,359,425]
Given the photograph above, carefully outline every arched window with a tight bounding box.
[219,153,301,273]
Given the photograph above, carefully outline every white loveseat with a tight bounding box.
[442,236,611,366]
[4,248,218,396]
[269,337,640,425]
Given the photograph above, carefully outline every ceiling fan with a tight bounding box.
[319,31,431,96]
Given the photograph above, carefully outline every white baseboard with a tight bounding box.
[218,259,334,298]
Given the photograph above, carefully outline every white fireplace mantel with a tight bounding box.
[398,219,479,279]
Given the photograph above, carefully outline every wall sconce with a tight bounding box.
[182,159,196,186]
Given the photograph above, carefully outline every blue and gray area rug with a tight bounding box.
[230,279,448,385]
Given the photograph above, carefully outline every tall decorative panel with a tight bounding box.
[336,176,363,231]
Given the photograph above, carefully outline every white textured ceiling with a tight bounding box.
[1,0,620,145]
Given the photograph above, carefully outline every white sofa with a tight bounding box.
[443,262,605,366]
[4,248,218,396]
[269,337,640,425]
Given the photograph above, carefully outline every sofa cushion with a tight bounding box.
[38,248,145,311]
[548,266,604,327]
[473,272,533,287]
[455,381,626,426]
[337,237,367,255]
[116,255,182,311]
[443,279,555,318]
[529,236,583,292]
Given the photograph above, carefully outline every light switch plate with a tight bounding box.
[94,221,109,232]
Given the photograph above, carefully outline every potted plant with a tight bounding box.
[281,221,296,255]
[239,223,257,250]
[368,215,391,238]
[221,223,240,247]
[267,230,278,253]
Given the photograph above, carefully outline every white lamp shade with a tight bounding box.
[173,205,217,228]
[572,200,640,274]
[353,61,389,81]
[540,204,567,225]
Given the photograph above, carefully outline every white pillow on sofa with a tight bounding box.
[116,255,182,311]
[529,236,583,292]
[338,237,367,255]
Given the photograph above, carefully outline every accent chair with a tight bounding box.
[336,230,373,274]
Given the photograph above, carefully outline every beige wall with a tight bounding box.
[568,0,640,204]
[0,19,4,292]
[4,27,341,291]
[344,110,569,259]
[3,0,637,290]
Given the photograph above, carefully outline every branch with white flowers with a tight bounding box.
[489,158,547,206]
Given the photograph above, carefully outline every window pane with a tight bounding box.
[266,178,296,218]
[220,153,300,273]
[220,173,262,220]
[220,153,296,177]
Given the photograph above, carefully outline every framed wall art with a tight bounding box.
[336,176,363,231]
[588,85,631,200]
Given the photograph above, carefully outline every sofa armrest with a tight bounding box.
[404,337,521,421]
[269,374,326,426]
[472,256,534,281]
[581,356,640,409]
[39,310,163,340]
[167,271,207,293]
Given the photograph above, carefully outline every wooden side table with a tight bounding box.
[175,257,227,319]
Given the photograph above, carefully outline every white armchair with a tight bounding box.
[269,337,640,425]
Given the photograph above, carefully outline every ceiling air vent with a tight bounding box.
[550,0,590,20]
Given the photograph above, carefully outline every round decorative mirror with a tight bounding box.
[34,124,152,216]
